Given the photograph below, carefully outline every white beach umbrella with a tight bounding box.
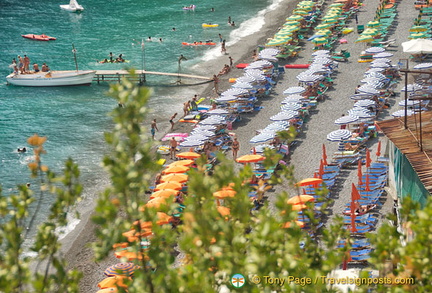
[364,72,387,80]
[398,100,420,106]
[207,109,229,115]
[357,85,380,95]
[190,129,215,137]
[413,63,432,70]
[258,54,278,62]
[370,62,391,68]
[244,69,265,76]
[354,100,376,107]
[221,88,249,96]
[232,82,254,89]
[365,47,386,54]
[312,50,331,56]
[260,48,280,55]
[194,125,217,131]
[350,93,374,100]
[348,108,374,118]
[270,110,298,121]
[392,109,415,117]
[185,134,210,141]
[236,75,256,83]
[215,95,237,103]
[334,115,359,125]
[401,83,422,92]
[281,103,302,111]
[327,129,353,141]
[246,73,266,81]
[180,140,206,147]
[250,132,276,143]
[263,121,289,131]
[365,81,386,89]
[283,86,306,95]
[364,68,385,74]
[401,39,432,54]
[372,52,394,58]
[371,58,391,64]
[296,74,324,82]
[281,96,304,104]
[253,144,275,153]
[312,58,333,65]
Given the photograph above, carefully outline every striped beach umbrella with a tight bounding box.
[401,83,422,92]
[365,47,386,54]
[270,110,298,121]
[104,263,140,277]
[347,108,374,118]
[232,82,254,89]
[334,115,359,125]
[398,100,420,106]
[250,132,276,143]
[354,100,376,108]
[312,37,328,45]
[392,110,415,117]
[327,129,352,141]
[367,21,380,28]
[283,86,306,94]
[410,25,428,32]
[372,52,393,58]
[413,63,432,69]
[312,49,331,56]
[316,23,333,30]
[264,121,290,131]
[355,36,374,43]
[281,103,302,111]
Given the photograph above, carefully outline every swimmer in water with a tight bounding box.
[17,147,27,153]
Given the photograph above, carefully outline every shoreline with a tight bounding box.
[63,0,302,291]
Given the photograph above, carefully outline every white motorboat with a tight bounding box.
[6,70,96,87]
[60,0,84,12]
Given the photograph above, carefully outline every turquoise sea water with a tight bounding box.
[0,0,281,230]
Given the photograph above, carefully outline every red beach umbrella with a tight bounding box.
[350,201,358,233]
[376,141,381,157]
[318,159,325,178]
[365,148,372,168]
[322,144,328,166]
[351,183,361,202]
[357,160,363,186]
[365,174,370,192]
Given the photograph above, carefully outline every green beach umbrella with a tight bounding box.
[362,29,379,36]
[410,25,428,32]
[367,21,380,28]
[266,38,290,46]
[312,37,328,45]
[323,18,338,24]
[316,23,332,30]
[286,15,303,21]
[294,10,309,15]
[316,29,331,36]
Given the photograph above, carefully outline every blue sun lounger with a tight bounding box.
[338,238,371,250]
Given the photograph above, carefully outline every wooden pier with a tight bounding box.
[93,70,212,84]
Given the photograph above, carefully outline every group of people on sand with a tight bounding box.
[10,55,49,74]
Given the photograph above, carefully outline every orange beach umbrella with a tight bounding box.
[162,165,190,174]
[133,212,173,229]
[114,250,148,261]
[287,194,315,205]
[97,288,118,293]
[176,151,201,159]
[295,178,323,187]
[236,154,265,163]
[154,181,183,191]
[217,206,231,216]
[213,189,237,199]
[282,221,305,228]
[98,276,130,289]
[150,189,180,199]
[168,159,195,167]
[290,203,308,211]
[160,173,189,183]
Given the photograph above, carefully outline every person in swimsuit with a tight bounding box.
[151,119,158,140]
[33,63,40,73]
[169,113,177,130]
[232,137,239,159]
[183,100,190,116]
[169,137,178,159]
[18,55,24,74]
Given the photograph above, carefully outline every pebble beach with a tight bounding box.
[58,0,427,291]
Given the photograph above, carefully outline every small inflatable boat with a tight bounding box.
[202,23,219,28]
[183,5,196,10]
[182,42,216,46]
[22,34,56,41]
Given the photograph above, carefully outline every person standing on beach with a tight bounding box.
[183,100,190,116]
[151,119,158,140]
[229,56,233,67]
[232,137,239,159]
[213,75,219,95]
[190,96,198,111]
[221,40,227,54]
[169,113,177,130]
[169,137,178,159]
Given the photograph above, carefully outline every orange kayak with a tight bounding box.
[22,34,56,41]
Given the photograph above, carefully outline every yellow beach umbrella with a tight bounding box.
[316,23,332,30]
[286,15,303,21]
[322,18,338,24]
[312,37,328,45]
[355,35,374,43]
[367,21,380,28]
[266,38,290,46]
[284,21,301,26]
[409,33,427,39]
[294,10,309,15]
[316,29,331,36]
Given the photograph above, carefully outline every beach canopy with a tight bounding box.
[347,108,374,118]
[398,100,420,106]
[402,39,432,54]
[213,189,237,199]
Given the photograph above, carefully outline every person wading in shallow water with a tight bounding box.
[151,119,158,140]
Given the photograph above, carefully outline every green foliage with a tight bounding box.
[0,136,82,292]
[366,197,432,292]
[92,76,350,293]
